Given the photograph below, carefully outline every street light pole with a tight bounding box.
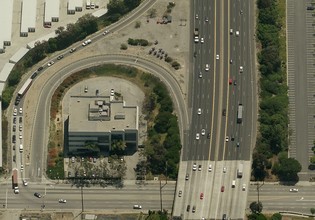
[159,179,163,211]
[256,181,264,204]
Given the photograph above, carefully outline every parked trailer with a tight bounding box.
[12,169,19,194]
[18,78,33,97]
[237,104,243,124]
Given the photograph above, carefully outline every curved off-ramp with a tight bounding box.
[26,54,189,182]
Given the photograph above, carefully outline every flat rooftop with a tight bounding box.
[44,0,60,22]
[68,0,82,10]
[0,0,14,44]
[69,96,138,133]
[21,0,37,33]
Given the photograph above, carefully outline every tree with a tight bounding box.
[311,208,315,215]
[275,158,301,181]
[270,213,282,220]
[154,111,173,133]
[249,201,263,214]
[310,156,315,164]
[120,43,128,50]
[148,8,157,18]
[110,140,126,155]
[252,152,267,181]
[135,21,141,28]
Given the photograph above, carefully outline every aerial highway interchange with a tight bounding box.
[1,0,315,219]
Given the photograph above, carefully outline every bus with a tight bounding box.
[18,78,33,97]
[237,104,243,124]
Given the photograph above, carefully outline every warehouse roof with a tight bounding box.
[21,0,37,33]
[0,0,14,44]
[44,0,60,23]
[68,0,82,11]
[27,32,57,49]
[9,47,29,64]
[0,63,14,83]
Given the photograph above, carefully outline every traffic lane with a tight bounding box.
[238,0,253,161]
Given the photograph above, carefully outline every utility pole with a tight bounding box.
[159,179,163,211]
[256,181,264,204]
[165,161,168,184]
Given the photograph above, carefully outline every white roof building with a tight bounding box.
[68,0,83,14]
[9,48,29,64]
[0,63,14,83]
[20,0,38,36]
[0,0,14,52]
[44,0,60,24]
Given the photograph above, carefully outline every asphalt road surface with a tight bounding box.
[247,183,315,213]
[0,182,175,211]
[174,0,256,219]
[287,0,315,179]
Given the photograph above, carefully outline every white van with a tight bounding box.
[19,144,23,153]
[232,180,236,188]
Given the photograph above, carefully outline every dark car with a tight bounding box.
[13,125,16,132]
[37,66,44,71]
[12,135,16,143]
[237,142,240,147]
[13,117,16,124]
[207,133,210,139]
[30,72,38,79]
[222,214,227,220]
[57,55,64,60]
[185,173,189,180]
[186,205,190,212]
[34,192,41,198]
[222,109,226,116]
[307,6,315,10]
[19,117,22,123]
[192,206,196,213]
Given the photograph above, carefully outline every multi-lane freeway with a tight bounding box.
[174,0,256,219]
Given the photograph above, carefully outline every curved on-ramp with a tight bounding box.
[27,54,189,182]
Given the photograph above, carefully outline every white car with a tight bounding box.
[59,199,67,203]
[236,31,240,36]
[193,163,197,171]
[200,38,204,43]
[13,108,17,116]
[240,66,244,73]
[23,179,28,186]
[205,64,209,71]
[230,29,233,34]
[242,184,246,191]
[19,107,23,114]
[21,164,24,170]
[195,14,199,19]
[201,129,205,136]
[208,164,212,172]
[198,108,202,115]
[19,133,22,139]
[199,72,203,78]
[19,125,22,131]
[103,30,109,35]
[110,89,115,96]
[290,188,298,192]
[225,136,229,142]
[223,167,227,173]
[196,133,200,140]
[47,61,54,67]
[216,54,220,60]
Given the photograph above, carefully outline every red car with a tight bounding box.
[229,78,233,85]
[221,186,225,192]
[200,193,204,200]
